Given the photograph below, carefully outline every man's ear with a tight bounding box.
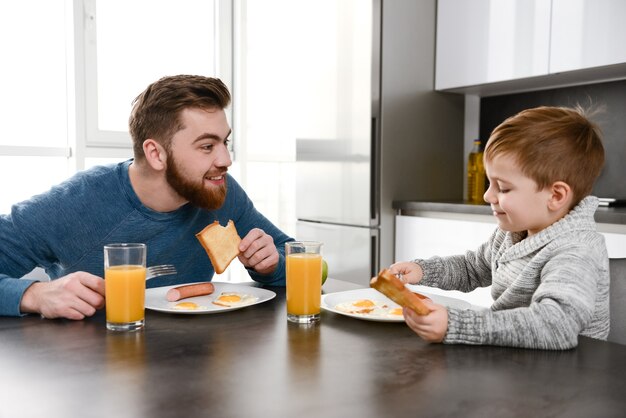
[547,181,573,211]
[143,139,167,171]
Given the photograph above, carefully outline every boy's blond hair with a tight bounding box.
[484,106,605,206]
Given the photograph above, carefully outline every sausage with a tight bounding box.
[166,282,215,302]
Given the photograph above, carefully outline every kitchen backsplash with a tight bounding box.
[479,79,626,200]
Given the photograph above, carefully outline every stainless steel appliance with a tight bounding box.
[295,0,464,285]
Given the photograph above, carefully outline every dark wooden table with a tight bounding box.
[1,279,626,418]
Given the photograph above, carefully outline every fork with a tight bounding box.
[146,264,177,280]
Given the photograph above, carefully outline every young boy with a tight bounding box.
[391,106,609,350]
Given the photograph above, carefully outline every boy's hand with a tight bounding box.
[388,261,424,284]
[403,299,448,343]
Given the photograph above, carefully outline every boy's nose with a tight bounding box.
[483,184,495,203]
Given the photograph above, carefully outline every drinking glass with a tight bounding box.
[104,243,147,331]
[286,241,323,323]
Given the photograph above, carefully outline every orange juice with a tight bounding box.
[286,253,322,316]
[105,265,146,323]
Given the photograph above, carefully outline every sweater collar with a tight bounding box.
[499,196,599,260]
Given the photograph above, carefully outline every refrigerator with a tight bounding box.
[294,0,464,285]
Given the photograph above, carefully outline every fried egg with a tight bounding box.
[212,292,258,307]
[173,301,206,310]
[385,307,405,318]
[334,299,385,314]
[334,299,404,319]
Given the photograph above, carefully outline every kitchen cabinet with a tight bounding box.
[435,0,551,90]
[436,0,626,93]
[550,0,626,73]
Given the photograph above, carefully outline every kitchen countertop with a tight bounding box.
[393,200,626,225]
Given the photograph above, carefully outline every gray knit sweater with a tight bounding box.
[417,196,610,350]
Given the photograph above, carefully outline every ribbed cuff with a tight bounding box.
[412,257,445,287]
[443,308,486,345]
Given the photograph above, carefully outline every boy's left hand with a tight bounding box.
[403,299,448,343]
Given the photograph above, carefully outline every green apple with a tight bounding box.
[322,259,328,285]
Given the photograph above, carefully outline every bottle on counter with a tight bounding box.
[467,139,486,204]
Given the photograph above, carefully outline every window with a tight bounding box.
[81,0,232,148]
[231,0,368,240]
[232,0,300,239]
[0,0,232,213]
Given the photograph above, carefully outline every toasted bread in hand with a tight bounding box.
[196,220,241,274]
[370,269,430,315]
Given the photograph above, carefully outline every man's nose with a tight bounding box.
[215,143,232,168]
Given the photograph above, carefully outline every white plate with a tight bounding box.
[321,287,473,322]
[145,282,276,315]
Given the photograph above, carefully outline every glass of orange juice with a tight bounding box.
[104,243,147,331]
[286,241,323,324]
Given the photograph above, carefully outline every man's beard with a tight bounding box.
[165,153,227,210]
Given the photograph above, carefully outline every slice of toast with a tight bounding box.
[195,220,241,274]
[370,269,430,315]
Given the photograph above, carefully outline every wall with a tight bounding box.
[479,79,626,199]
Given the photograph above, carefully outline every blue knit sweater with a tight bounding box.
[0,160,293,316]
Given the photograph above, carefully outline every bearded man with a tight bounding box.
[0,75,293,319]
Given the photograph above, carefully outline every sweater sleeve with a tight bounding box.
[444,248,601,350]
[0,206,54,316]
[418,230,496,292]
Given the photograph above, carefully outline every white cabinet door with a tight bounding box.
[394,215,496,261]
[551,0,626,73]
[435,0,551,90]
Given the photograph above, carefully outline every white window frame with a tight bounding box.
[76,0,234,154]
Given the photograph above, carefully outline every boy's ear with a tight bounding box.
[548,181,573,211]
[143,139,167,171]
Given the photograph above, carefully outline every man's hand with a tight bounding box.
[237,228,279,275]
[20,272,105,320]
[403,299,449,343]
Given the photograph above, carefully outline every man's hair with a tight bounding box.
[128,75,231,160]
[484,105,605,206]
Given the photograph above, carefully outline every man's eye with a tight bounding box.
[202,144,213,151]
